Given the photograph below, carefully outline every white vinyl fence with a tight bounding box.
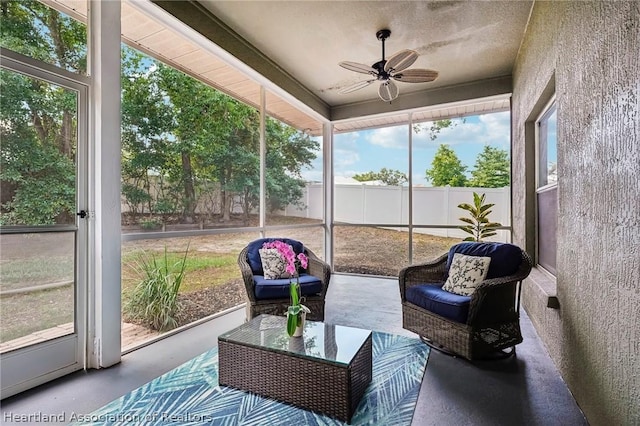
[283,184,511,241]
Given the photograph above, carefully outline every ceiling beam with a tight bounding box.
[330,75,513,121]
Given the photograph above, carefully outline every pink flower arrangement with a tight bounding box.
[262,240,308,277]
[262,240,310,336]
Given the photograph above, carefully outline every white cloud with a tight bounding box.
[364,125,409,148]
[333,132,361,173]
[334,131,360,150]
[478,111,510,147]
[301,169,323,182]
[413,112,510,149]
[334,148,360,168]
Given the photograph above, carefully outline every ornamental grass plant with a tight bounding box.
[123,244,189,331]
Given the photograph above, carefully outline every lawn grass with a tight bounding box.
[0,256,74,291]
[122,250,238,294]
[2,224,464,349]
[0,285,74,342]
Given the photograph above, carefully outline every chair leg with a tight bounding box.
[476,346,517,361]
[419,336,518,361]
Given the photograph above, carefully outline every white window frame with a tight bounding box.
[535,97,557,276]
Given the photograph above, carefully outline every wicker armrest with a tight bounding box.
[398,253,448,300]
[468,281,520,325]
[467,251,533,324]
[238,246,258,303]
[305,248,331,298]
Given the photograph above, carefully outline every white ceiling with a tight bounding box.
[197,1,533,107]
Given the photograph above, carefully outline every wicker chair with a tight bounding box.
[238,238,331,321]
[399,242,533,360]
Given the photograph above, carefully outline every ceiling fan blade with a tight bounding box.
[339,61,377,75]
[378,80,399,102]
[393,68,439,83]
[340,79,376,94]
[384,49,418,73]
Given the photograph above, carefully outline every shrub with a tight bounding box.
[123,244,189,331]
[140,219,162,230]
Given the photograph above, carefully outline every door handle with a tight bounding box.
[77,210,87,219]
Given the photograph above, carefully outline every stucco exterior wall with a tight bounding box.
[512,2,639,425]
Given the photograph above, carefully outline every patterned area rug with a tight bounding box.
[74,332,429,425]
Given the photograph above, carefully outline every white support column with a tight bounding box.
[259,87,266,236]
[323,122,333,266]
[88,0,121,368]
[408,114,413,264]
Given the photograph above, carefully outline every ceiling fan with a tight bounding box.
[339,29,439,102]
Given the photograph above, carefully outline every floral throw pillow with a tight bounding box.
[442,253,491,296]
[259,248,291,280]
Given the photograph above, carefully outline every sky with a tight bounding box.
[303,111,512,186]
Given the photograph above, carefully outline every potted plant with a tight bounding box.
[457,192,502,242]
[261,241,310,337]
[287,278,310,337]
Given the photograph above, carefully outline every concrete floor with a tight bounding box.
[1,274,587,425]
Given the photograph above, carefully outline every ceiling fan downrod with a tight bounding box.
[374,29,392,79]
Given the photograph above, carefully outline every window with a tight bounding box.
[536,101,557,275]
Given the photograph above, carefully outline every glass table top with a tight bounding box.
[218,315,372,366]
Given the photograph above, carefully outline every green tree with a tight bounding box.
[265,120,318,213]
[0,0,87,73]
[121,47,175,221]
[156,64,319,223]
[353,168,407,185]
[425,144,468,187]
[468,146,510,188]
[121,53,318,224]
[413,118,464,140]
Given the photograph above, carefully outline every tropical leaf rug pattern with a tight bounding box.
[74,332,429,425]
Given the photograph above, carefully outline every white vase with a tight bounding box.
[292,311,306,337]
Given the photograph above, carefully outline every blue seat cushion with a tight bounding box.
[406,284,471,324]
[246,238,306,276]
[254,273,322,300]
[447,242,522,279]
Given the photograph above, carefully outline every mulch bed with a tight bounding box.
[175,278,246,327]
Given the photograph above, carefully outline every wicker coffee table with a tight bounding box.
[218,314,372,423]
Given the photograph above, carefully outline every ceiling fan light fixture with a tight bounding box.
[378,80,399,102]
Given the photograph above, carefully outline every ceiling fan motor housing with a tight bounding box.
[373,60,390,80]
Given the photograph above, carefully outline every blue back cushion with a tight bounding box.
[446,242,522,279]
[246,238,305,275]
